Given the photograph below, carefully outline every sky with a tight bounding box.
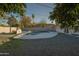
[0,3,55,25]
[26,3,55,24]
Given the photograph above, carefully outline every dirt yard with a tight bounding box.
[0,33,79,56]
[0,34,15,44]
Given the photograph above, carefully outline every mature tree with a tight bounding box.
[49,3,79,33]
[20,16,32,29]
[0,3,26,33]
[7,15,18,33]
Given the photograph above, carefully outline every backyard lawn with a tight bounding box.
[0,33,79,56]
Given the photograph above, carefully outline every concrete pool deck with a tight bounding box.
[14,31,58,40]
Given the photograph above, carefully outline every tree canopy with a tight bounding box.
[32,14,35,23]
[7,15,18,27]
[49,3,79,33]
[0,3,26,18]
[20,16,32,29]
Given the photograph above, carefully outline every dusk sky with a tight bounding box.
[26,3,55,23]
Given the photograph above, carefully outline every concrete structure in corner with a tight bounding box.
[19,31,58,39]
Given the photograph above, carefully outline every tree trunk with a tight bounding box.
[16,26,18,34]
[66,27,69,33]
[64,26,69,33]
[10,26,11,33]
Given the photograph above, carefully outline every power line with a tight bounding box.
[35,3,54,9]
[27,4,54,16]
[27,4,54,14]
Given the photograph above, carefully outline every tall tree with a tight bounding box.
[32,14,35,23]
[0,3,26,33]
[7,15,18,33]
[49,3,79,33]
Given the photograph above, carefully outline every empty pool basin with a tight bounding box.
[20,31,58,39]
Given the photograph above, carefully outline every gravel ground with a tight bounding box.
[19,33,79,56]
[0,33,79,56]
